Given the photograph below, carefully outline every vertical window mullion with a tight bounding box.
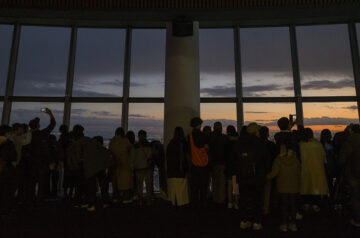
[122,27,132,131]
[63,25,78,127]
[234,26,244,132]
[2,24,21,125]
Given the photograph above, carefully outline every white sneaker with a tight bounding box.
[103,204,110,208]
[122,199,133,204]
[296,212,303,220]
[87,206,95,212]
[240,221,252,229]
[252,223,263,231]
[288,223,298,232]
[312,205,320,213]
[228,202,233,209]
[80,204,89,208]
[279,224,287,232]
[350,219,360,228]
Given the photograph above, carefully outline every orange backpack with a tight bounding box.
[189,133,208,167]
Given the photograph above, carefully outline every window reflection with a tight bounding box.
[0,25,13,95]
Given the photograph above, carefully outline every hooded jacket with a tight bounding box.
[267,148,300,194]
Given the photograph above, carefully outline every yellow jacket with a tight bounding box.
[299,139,329,195]
[267,149,300,194]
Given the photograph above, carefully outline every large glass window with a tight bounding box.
[130,29,165,97]
[0,25,13,95]
[244,103,296,138]
[10,102,64,135]
[14,26,71,96]
[297,24,355,96]
[303,102,358,138]
[240,27,294,97]
[200,103,237,128]
[128,103,164,141]
[70,103,122,144]
[200,29,236,97]
[73,28,126,97]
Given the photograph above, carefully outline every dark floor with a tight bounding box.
[1,199,360,238]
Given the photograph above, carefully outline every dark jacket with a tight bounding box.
[233,134,270,187]
[167,138,189,178]
[0,139,17,176]
[30,118,56,166]
[225,136,238,177]
[191,129,209,149]
[209,131,228,166]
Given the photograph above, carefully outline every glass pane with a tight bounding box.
[297,24,355,96]
[73,28,126,97]
[130,30,165,97]
[0,25,13,95]
[240,27,294,97]
[200,29,236,97]
[244,103,296,139]
[10,102,64,136]
[200,103,237,128]
[70,103,122,145]
[128,103,164,141]
[14,26,70,96]
[303,102,359,139]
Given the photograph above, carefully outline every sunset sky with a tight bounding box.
[1,24,360,141]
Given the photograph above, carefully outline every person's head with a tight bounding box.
[213,121,222,133]
[59,124,68,134]
[240,125,248,137]
[115,127,125,137]
[202,126,212,136]
[126,131,135,144]
[72,124,84,139]
[320,129,332,144]
[0,125,12,137]
[138,130,147,141]
[173,127,185,141]
[277,117,290,131]
[352,124,360,134]
[259,126,269,141]
[247,123,260,137]
[345,124,354,133]
[226,125,237,137]
[190,117,203,129]
[305,128,314,140]
[29,117,40,130]
[93,136,104,145]
[12,123,24,136]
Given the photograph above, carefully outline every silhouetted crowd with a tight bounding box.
[0,108,359,232]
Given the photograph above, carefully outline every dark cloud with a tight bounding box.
[344,105,358,110]
[245,111,269,114]
[92,111,120,117]
[303,117,359,126]
[129,114,147,118]
[301,79,354,90]
[200,86,236,97]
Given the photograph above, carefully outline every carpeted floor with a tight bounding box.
[1,199,359,238]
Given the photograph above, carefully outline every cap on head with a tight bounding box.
[247,122,260,136]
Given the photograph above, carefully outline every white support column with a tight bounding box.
[164,22,200,146]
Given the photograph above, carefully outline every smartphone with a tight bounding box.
[40,108,46,112]
[289,114,296,121]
